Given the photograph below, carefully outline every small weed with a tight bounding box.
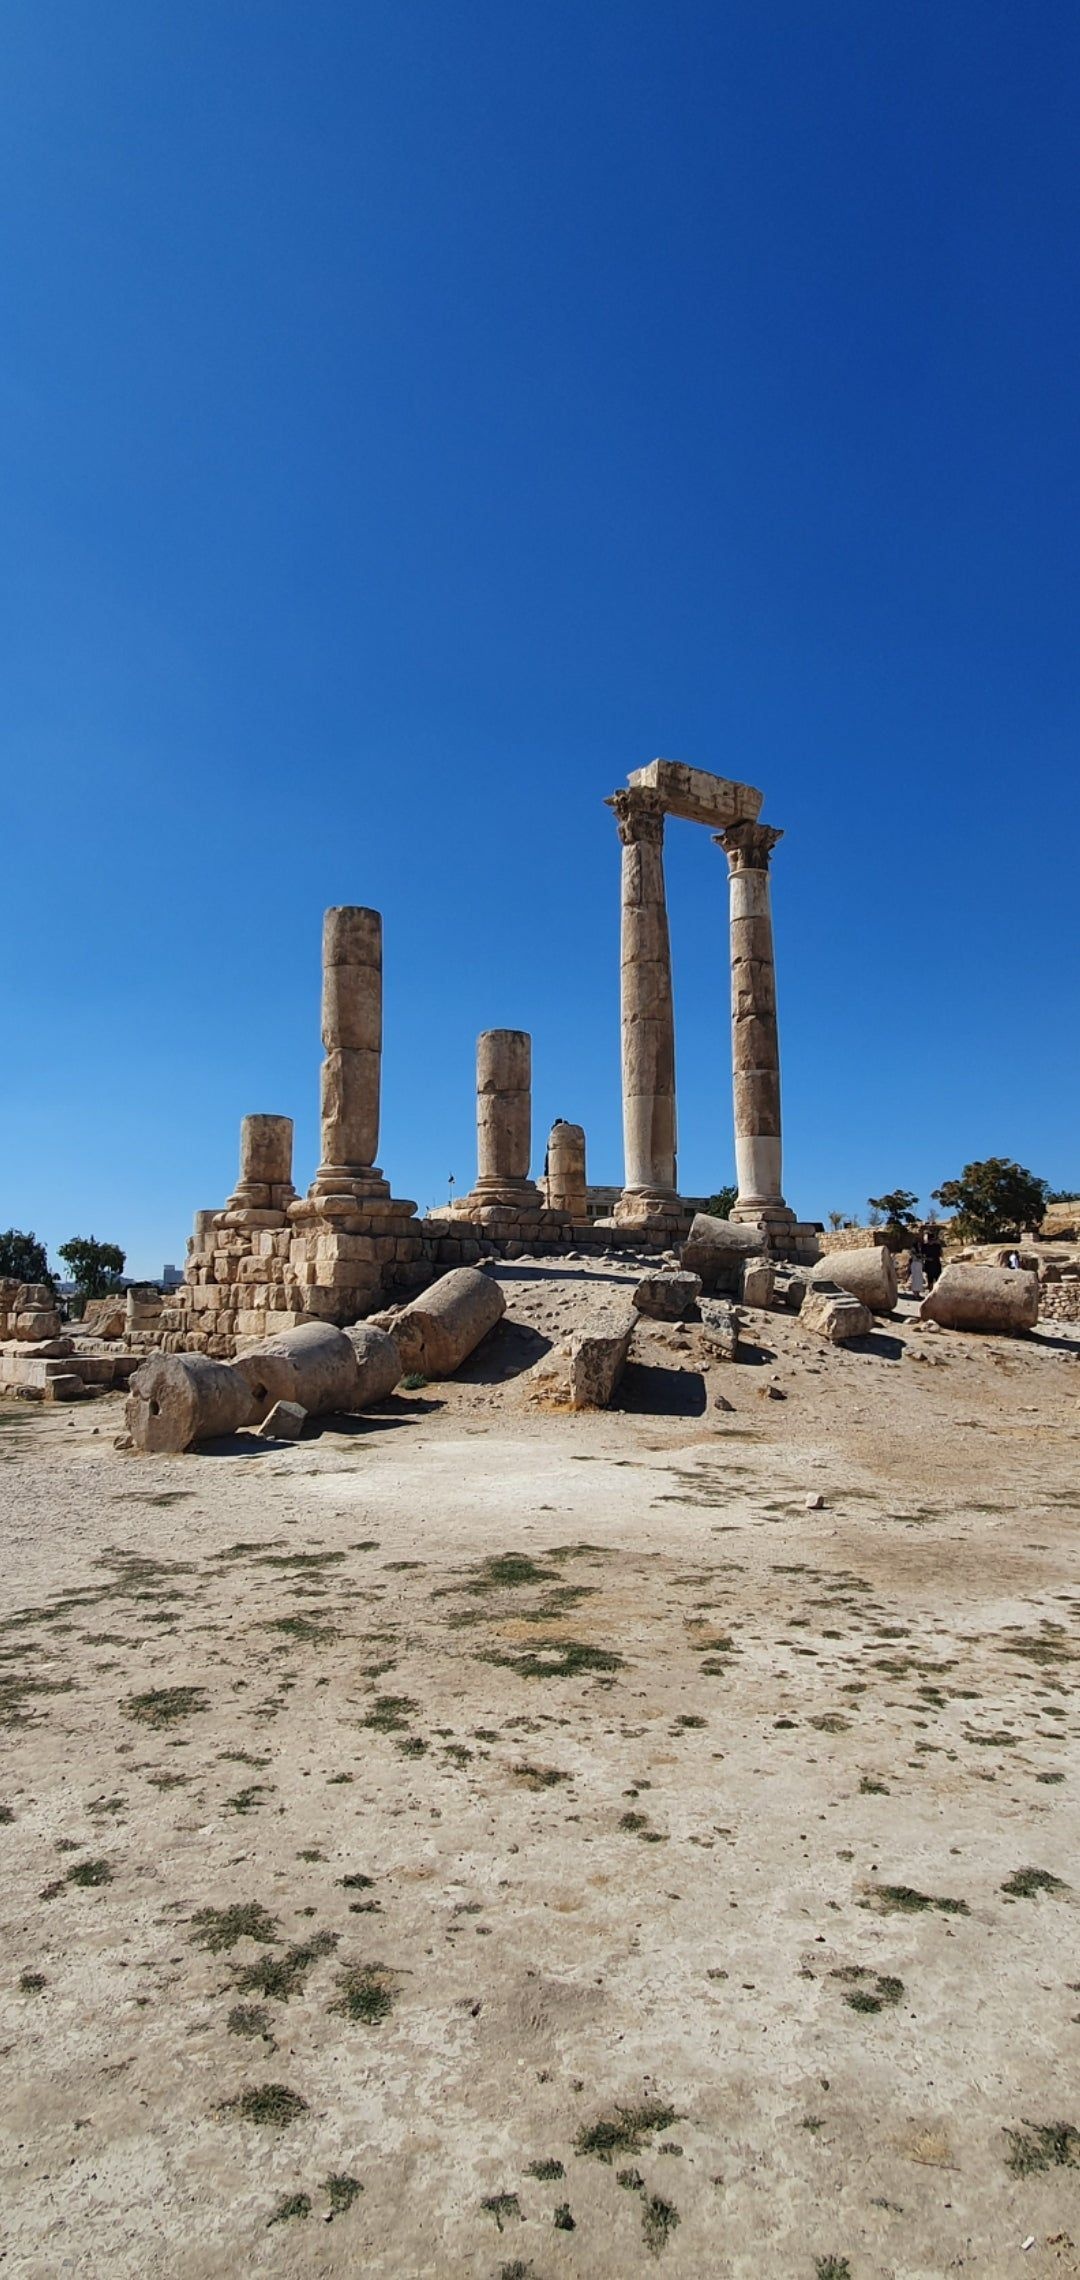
[224,1785,270,1814]
[0,1804,13,1823]
[810,1714,851,1734]
[19,1970,46,1993]
[815,2261,852,2280]
[576,2099,679,2163]
[235,1930,338,2002]
[401,1373,427,1391]
[340,1872,375,1891]
[123,1687,208,1727]
[481,2191,522,2231]
[553,2201,575,2229]
[189,1901,279,1952]
[360,1694,418,1732]
[267,2191,311,2225]
[221,2083,309,2127]
[227,2003,273,2039]
[331,1962,397,2024]
[641,2193,680,2254]
[1001,1866,1068,1899]
[862,1883,968,1916]
[323,2172,363,2215]
[66,1857,113,1888]
[396,1734,427,1757]
[483,1639,625,1681]
[266,1615,338,1644]
[859,1777,890,1795]
[526,2157,565,2179]
[1003,2120,1080,2176]
[618,2167,645,2190]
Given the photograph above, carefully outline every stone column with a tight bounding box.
[716,820,793,1230]
[607,787,677,1212]
[472,1029,537,1203]
[545,1120,587,1216]
[227,1115,296,1211]
[309,906,389,1202]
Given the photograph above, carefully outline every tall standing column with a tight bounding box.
[607,787,677,1211]
[716,821,793,1229]
[473,1029,536,1201]
[309,906,389,1202]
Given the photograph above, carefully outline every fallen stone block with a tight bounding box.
[232,1322,361,1421]
[342,1321,402,1404]
[681,1213,763,1294]
[388,1268,505,1378]
[698,1298,739,1362]
[799,1284,873,1344]
[809,1244,897,1314]
[632,1269,701,1320]
[565,1301,637,1410]
[740,1257,775,1309]
[920,1264,1038,1334]
[43,1373,87,1402]
[255,1399,307,1441]
[126,1353,256,1452]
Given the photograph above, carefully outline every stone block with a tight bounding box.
[809,1244,897,1314]
[632,1269,702,1320]
[698,1297,739,1362]
[921,1265,1039,1334]
[740,1257,775,1309]
[682,1213,764,1293]
[390,1268,505,1378]
[564,1301,637,1409]
[255,1399,307,1441]
[43,1373,87,1402]
[799,1284,872,1344]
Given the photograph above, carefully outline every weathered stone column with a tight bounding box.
[227,1115,296,1211]
[472,1029,538,1203]
[716,820,793,1231]
[607,787,677,1213]
[309,907,389,1202]
[545,1120,587,1216]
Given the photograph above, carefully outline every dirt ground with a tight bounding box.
[2,1258,1079,2279]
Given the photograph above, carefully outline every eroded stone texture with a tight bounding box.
[682,1211,764,1293]
[799,1284,872,1344]
[921,1265,1039,1333]
[545,1121,587,1216]
[387,1267,506,1378]
[628,759,763,829]
[716,820,794,1235]
[632,1269,702,1320]
[474,1030,537,1198]
[810,1245,898,1316]
[126,1352,255,1452]
[309,907,388,1202]
[232,1321,362,1420]
[608,786,677,1215]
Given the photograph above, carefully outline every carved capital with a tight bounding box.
[715,820,783,873]
[607,786,666,848]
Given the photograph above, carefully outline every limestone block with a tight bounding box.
[126,1353,256,1452]
[44,1373,87,1402]
[809,1245,897,1315]
[698,1298,740,1362]
[342,1322,402,1404]
[920,1265,1038,1334]
[232,1321,361,1421]
[15,1309,62,1340]
[682,1213,763,1293]
[565,1301,637,1410]
[632,1269,702,1320]
[255,1399,307,1441]
[740,1257,775,1309]
[628,758,763,828]
[389,1268,505,1378]
[799,1285,872,1344]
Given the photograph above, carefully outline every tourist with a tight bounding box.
[908,1248,927,1298]
[922,1228,944,1288]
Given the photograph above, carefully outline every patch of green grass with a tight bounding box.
[235,1931,338,2002]
[481,2191,522,2231]
[512,1763,569,1789]
[553,2201,575,2229]
[526,2156,565,2179]
[227,2003,273,2039]
[224,1785,271,1814]
[221,2083,309,2127]
[258,1549,346,1571]
[331,1962,397,2024]
[1003,2121,1080,2176]
[400,1373,427,1391]
[396,1734,427,1757]
[66,1856,112,1887]
[267,2192,311,2225]
[641,2193,680,2254]
[123,1686,208,1727]
[360,1694,418,1731]
[189,1901,279,1952]
[340,1872,375,1890]
[19,1970,46,1993]
[859,1776,890,1795]
[265,1615,339,1644]
[1036,1771,1065,1785]
[323,2172,363,2215]
[814,2260,852,2280]
[862,1883,969,1916]
[482,1639,625,1681]
[1000,1866,1069,1899]
[576,2099,679,2163]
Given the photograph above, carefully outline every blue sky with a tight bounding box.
[2,2,1077,1276]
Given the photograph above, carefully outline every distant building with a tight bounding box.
[162,1264,183,1288]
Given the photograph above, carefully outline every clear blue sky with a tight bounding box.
[3,2,1077,1276]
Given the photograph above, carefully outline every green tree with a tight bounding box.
[703,1183,738,1220]
[931,1159,1048,1243]
[0,1229,53,1286]
[867,1189,919,1240]
[58,1236,126,1299]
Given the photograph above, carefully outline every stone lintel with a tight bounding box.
[627,759,763,830]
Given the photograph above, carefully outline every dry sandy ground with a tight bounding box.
[2,1259,1080,2279]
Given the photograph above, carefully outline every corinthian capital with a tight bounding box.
[606,786,666,847]
[715,820,783,873]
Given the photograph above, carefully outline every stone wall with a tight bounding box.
[0,1281,62,1341]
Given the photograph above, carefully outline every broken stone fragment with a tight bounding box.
[739,1257,775,1309]
[799,1284,873,1345]
[697,1298,739,1363]
[255,1399,306,1441]
[564,1302,637,1409]
[631,1269,702,1320]
[809,1245,897,1315]
[681,1213,763,1294]
[342,1321,402,1403]
[920,1264,1039,1334]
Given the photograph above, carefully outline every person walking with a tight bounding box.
[922,1227,944,1288]
[908,1248,927,1298]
